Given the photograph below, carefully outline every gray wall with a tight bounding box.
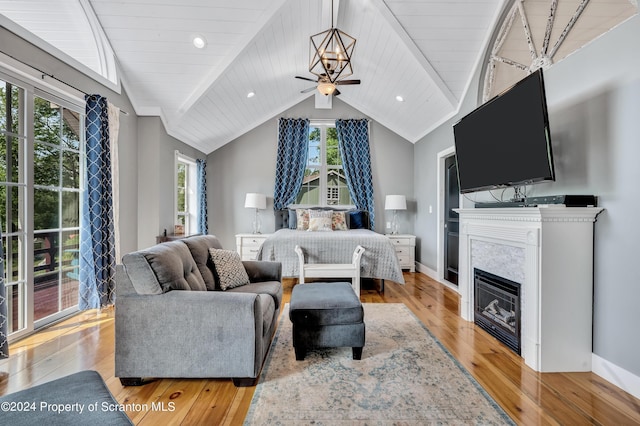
[414,15,640,375]
[207,96,415,250]
[136,116,206,249]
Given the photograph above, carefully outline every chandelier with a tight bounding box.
[308,0,356,92]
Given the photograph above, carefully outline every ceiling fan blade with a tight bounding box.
[335,79,361,85]
[295,75,317,82]
[301,86,317,94]
[333,89,341,97]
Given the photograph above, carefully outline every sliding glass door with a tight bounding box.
[1,74,84,338]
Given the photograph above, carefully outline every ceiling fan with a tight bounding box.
[297,0,359,96]
[295,75,360,96]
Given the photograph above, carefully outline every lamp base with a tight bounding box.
[390,210,399,235]
[252,209,262,234]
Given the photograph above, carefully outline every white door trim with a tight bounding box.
[436,146,462,291]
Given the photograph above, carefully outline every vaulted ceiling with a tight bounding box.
[1,0,519,153]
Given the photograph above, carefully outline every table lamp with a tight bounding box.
[245,193,267,234]
[385,195,406,235]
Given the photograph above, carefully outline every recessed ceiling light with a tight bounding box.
[247,92,255,98]
[192,35,206,49]
[395,95,404,102]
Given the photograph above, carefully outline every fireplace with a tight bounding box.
[474,268,521,355]
[456,206,602,372]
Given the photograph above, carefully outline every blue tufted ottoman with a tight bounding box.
[289,282,365,360]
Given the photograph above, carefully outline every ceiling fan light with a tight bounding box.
[317,81,336,96]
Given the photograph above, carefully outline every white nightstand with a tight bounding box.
[386,234,416,272]
[235,233,271,261]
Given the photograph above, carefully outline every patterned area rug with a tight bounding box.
[245,303,514,425]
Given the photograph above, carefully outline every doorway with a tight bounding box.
[443,154,459,285]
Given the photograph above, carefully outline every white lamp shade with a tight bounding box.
[244,193,267,210]
[385,195,406,210]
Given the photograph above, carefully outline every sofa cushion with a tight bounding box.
[123,240,207,293]
[209,248,250,290]
[226,280,283,311]
[257,293,276,337]
[119,253,163,295]
[182,235,224,290]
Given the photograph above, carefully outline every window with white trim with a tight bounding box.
[294,122,353,207]
[175,151,198,235]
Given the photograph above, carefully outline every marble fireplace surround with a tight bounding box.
[456,206,603,372]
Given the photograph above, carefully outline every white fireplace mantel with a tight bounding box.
[455,205,603,372]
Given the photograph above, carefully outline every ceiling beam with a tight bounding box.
[175,0,289,117]
[368,0,458,109]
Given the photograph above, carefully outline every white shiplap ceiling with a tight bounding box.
[1,0,505,153]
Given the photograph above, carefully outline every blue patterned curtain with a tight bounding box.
[79,95,116,309]
[273,118,309,210]
[0,231,8,358]
[196,159,208,234]
[336,119,375,229]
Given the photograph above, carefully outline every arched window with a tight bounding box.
[481,0,636,102]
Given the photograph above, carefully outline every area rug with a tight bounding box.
[244,303,514,425]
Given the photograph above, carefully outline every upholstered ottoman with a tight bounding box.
[289,282,365,360]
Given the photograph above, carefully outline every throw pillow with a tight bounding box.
[349,210,370,229]
[208,248,250,290]
[296,209,310,230]
[308,210,333,231]
[331,211,348,231]
[287,208,297,229]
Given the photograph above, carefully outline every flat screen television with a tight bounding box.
[453,69,555,194]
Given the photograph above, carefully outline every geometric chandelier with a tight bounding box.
[308,0,356,94]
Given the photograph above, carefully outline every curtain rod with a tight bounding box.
[1,49,129,115]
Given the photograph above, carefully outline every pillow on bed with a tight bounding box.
[308,210,333,231]
[208,248,250,290]
[332,211,348,231]
[349,210,370,229]
[288,209,297,229]
[296,209,310,230]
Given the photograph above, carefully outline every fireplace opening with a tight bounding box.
[474,268,521,355]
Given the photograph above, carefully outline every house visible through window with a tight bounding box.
[295,122,353,207]
[175,151,198,234]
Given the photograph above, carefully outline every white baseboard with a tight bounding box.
[592,354,640,400]
[415,262,460,293]
[416,262,438,280]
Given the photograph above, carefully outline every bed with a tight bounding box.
[256,209,405,284]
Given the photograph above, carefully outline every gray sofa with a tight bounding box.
[115,235,282,387]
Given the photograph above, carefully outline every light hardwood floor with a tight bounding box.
[2,272,640,425]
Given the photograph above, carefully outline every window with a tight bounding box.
[481,0,636,102]
[1,74,84,338]
[295,122,353,207]
[175,152,197,234]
